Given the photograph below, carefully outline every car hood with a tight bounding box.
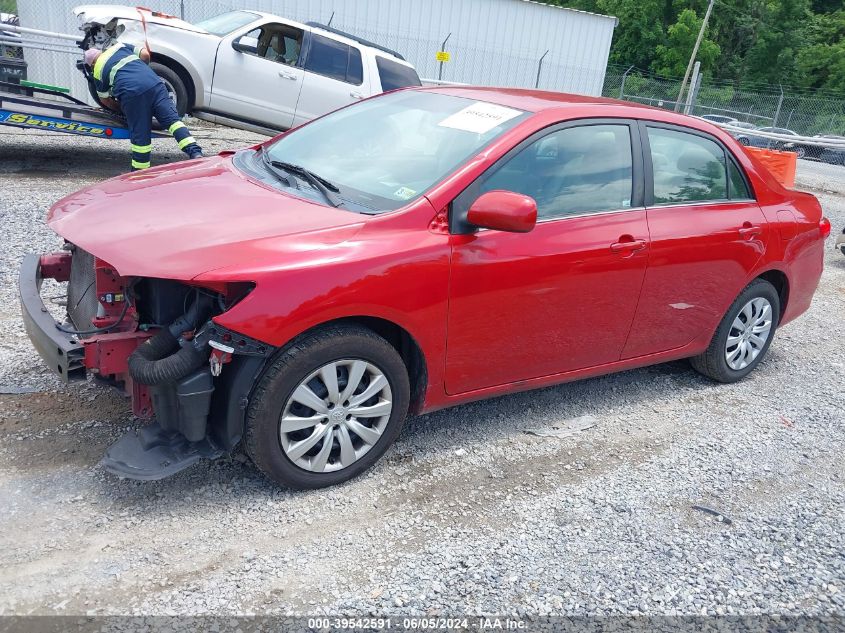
[74,5,208,34]
[47,155,366,280]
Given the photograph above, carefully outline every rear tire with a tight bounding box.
[244,325,410,490]
[149,62,188,117]
[690,279,780,383]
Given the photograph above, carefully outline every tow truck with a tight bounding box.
[0,79,165,140]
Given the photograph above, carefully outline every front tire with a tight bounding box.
[690,279,780,383]
[244,325,410,490]
[149,62,188,116]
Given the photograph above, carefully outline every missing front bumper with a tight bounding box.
[18,253,86,381]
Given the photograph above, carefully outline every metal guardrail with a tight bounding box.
[0,23,80,56]
[717,122,845,149]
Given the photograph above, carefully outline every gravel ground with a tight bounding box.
[0,126,843,618]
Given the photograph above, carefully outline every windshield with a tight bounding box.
[262,91,528,212]
[195,11,258,36]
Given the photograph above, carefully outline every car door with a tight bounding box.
[291,33,369,127]
[445,120,650,395]
[621,121,768,359]
[210,20,306,129]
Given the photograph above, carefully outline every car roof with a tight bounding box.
[426,85,723,121]
[426,86,655,112]
[420,86,754,136]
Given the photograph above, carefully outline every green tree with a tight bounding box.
[745,0,812,85]
[795,10,845,91]
[0,0,16,14]
[652,8,721,76]
[600,0,668,68]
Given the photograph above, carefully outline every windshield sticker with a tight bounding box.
[438,102,522,134]
[393,186,417,200]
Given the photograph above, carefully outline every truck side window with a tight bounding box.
[305,34,363,85]
[375,56,422,91]
[242,24,303,66]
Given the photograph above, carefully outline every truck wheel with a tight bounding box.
[150,62,188,116]
[244,325,410,490]
[690,279,780,383]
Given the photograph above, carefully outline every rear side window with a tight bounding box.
[305,34,363,85]
[376,56,422,92]
[728,159,752,199]
[648,127,727,204]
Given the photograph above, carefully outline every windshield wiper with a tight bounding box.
[270,160,343,208]
[260,146,297,189]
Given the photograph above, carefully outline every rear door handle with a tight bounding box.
[278,70,297,80]
[610,238,647,253]
[738,222,763,239]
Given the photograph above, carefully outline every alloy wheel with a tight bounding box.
[279,359,393,473]
[725,297,773,370]
[161,78,178,107]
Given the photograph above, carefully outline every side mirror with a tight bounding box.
[467,190,537,233]
[231,37,249,53]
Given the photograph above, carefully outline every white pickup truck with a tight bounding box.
[74,5,422,133]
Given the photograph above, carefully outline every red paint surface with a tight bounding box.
[45,87,827,415]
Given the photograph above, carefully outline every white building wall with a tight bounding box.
[16,0,617,102]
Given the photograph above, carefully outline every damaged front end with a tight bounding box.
[19,244,272,480]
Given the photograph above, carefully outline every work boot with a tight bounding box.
[188,148,204,160]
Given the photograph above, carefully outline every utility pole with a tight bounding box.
[674,0,715,112]
[684,61,701,114]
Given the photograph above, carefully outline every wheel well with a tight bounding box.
[297,317,428,414]
[150,54,195,108]
[757,270,789,319]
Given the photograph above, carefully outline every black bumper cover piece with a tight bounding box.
[100,421,224,481]
[18,253,85,381]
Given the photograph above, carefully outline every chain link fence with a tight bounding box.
[9,0,845,136]
[602,65,845,137]
[15,0,615,101]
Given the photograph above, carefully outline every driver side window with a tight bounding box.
[480,124,634,220]
[240,23,303,66]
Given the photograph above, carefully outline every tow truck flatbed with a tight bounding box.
[0,80,165,140]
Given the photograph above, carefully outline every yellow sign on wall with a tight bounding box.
[435,51,451,62]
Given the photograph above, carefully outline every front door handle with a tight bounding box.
[350,91,364,99]
[738,222,762,239]
[278,70,297,80]
[610,237,647,253]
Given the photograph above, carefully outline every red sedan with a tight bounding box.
[20,87,829,489]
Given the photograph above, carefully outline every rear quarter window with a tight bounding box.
[375,56,421,92]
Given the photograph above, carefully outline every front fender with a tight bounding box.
[118,32,214,108]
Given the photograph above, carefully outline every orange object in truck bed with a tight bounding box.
[744,146,797,189]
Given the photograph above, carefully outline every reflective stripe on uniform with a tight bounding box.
[131,159,151,169]
[168,121,187,134]
[108,55,141,88]
[131,143,153,154]
[92,44,122,81]
[96,90,110,99]
[177,136,197,150]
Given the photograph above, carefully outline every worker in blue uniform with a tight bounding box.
[84,45,203,171]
